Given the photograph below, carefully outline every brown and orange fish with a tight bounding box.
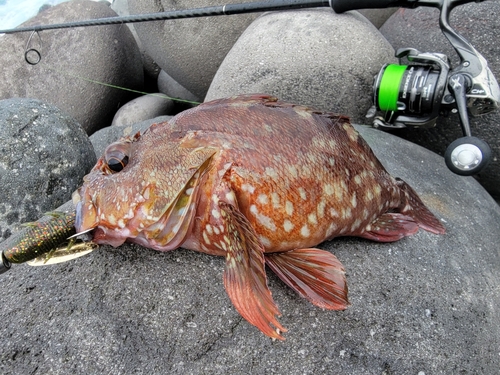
[73,94,445,340]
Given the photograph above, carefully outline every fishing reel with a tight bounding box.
[365,0,500,176]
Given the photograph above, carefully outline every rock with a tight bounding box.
[110,95,174,127]
[110,0,161,91]
[1,119,499,374]
[205,9,396,124]
[90,116,172,157]
[157,70,200,104]
[379,2,500,200]
[358,8,398,29]
[128,0,261,100]
[0,98,95,241]
[0,0,144,134]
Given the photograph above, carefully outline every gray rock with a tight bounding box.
[110,0,161,89]
[358,8,398,29]
[1,119,499,374]
[205,9,397,124]
[379,2,500,200]
[90,116,172,157]
[110,94,174,127]
[0,98,95,241]
[157,70,200,104]
[0,0,144,134]
[128,0,261,100]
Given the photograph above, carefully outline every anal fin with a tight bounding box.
[219,202,287,340]
[359,213,418,242]
[265,248,349,310]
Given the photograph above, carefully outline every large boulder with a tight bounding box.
[379,2,500,200]
[0,119,498,374]
[205,9,397,124]
[128,0,261,100]
[0,98,95,241]
[0,0,144,134]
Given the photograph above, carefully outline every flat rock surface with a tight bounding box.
[1,123,498,374]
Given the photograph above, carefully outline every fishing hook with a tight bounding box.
[24,30,42,65]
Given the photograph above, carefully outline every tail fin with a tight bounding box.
[396,178,446,235]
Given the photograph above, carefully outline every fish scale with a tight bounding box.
[73,94,445,340]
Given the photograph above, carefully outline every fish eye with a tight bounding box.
[107,153,129,172]
[104,146,130,173]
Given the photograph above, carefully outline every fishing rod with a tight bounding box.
[0,0,498,176]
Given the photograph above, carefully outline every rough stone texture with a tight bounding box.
[128,0,261,100]
[379,2,500,200]
[110,94,174,127]
[205,9,397,124]
[90,116,171,157]
[0,0,144,134]
[1,122,498,374]
[0,98,95,241]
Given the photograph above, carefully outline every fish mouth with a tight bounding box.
[73,189,99,235]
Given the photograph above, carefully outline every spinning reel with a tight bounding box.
[343,0,500,176]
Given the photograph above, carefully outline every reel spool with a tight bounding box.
[372,48,497,176]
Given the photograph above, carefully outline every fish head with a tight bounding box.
[73,127,216,249]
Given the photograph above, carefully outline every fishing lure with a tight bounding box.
[0,211,97,274]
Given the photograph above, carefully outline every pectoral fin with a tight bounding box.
[219,201,286,340]
[265,249,349,310]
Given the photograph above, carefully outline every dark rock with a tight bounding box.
[1,120,498,374]
[379,2,500,200]
[0,98,95,240]
[0,0,144,134]
[110,95,174,127]
[206,9,397,124]
[90,116,172,157]
[128,0,261,100]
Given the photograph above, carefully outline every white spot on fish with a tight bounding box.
[118,219,125,229]
[328,157,335,167]
[203,231,211,245]
[330,208,339,217]
[185,187,194,196]
[250,205,276,231]
[213,226,221,235]
[271,192,280,209]
[299,188,307,200]
[257,194,269,205]
[351,219,362,232]
[211,209,221,219]
[285,201,294,216]
[205,224,213,235]
[242,184,256,194]
[288,165,298,178]
[365,190,374,202]
[317,200,326,218]
[324,184,334,196]
[220,241,228,251]
[351,193,357,208]
[212,194,220,204]
[326,222,337,237]
[259,236,271,248]
[300,225,310,238]
[308,213,318,226]
[283,219,294,232]
[265,167,279,180]
[354,175,362,185]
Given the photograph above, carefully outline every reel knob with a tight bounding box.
[444,136,491,176]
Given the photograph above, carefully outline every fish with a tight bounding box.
[73,94,445,340]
